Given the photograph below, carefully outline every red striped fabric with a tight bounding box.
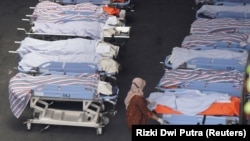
[182,33,250,49]
[9,73,99,118]
[32,1,109,24]
[190,18,250,34]
[158,69,243,89]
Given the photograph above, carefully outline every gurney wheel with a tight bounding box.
[101,116,110,126]
[96,127,102,135]
[27,122,31,130]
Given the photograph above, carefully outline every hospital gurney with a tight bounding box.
[17,61,119,85]
[12,37,120,59]
[181,33,250,50]
[196,4,250,19]
[18,1,131,40]
[40,0,134,10]
[195,0,250,5]
[163,47,248,72]
[190,18,250,34]
[18,61,98,74]
[147,89,240,125]
[156,69,245,97]
[16,52,120,77]
[11,36,120,79]
[8,72,119,134]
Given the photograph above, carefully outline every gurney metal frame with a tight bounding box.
[25,84,106,135]
[29,65,120,111]
[161,114,239,125]
[24,82,119,134]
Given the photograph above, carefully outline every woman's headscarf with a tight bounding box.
[124,77,146,109]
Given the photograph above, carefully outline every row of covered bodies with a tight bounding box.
[146,0,250,125]
[8,0,132,134]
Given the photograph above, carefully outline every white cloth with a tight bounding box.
[197,4,250,19]
[99,58,120,73]
[17,37,119,58]
[96,41,119,57]
[17,37,96,57]
[105,16,121,26]
[157,118,165,125]
[33,21,104,40]
[168,47,248,69]
[97,81,113,95]
[18,52,119,73]
[147,89,230,115]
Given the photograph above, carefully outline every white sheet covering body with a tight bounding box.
[32,21,105,39]
[147,89,230,115]
[158,69,243,89]
[168,47,248,69]
[195,0,250,5]
[8,72,113,118]
[32,1,109,23]
[17,37,119,58]
[197,4,250,19]
[18,52,120,74]
[190,18,250,34]
[181,33,250,49]
[30,1,122,39]
[51,0,131,7]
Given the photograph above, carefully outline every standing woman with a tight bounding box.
[124,77,164,132]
